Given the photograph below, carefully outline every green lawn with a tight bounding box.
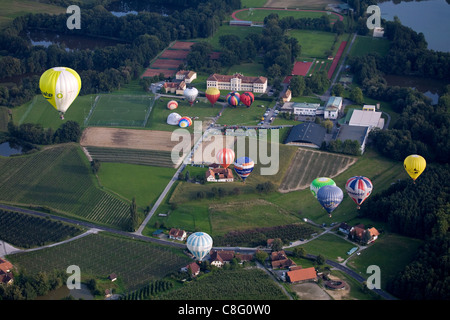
[294,232,355,262]
[349,35,390,58]
[234,8,341,24]
[216,99,275,125]
[97,162,176,208]
[346,233,423,290]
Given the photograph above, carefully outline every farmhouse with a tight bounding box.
[0,258,13,286]
[206,168,234,182]
[206,73,267,93]
[163,81,186,95]
[176,70,197,84]
[271,251,296,269]
[338,222,351,235]
[284,123,326,149]
[210,250,235,267]
[169,228,187,241]
[349,224,380,244]
[286,267,317,283]
[181,262,201,277]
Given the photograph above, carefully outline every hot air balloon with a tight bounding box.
[186,232,213,261]
[234,156,254,182]
[167,112,181,125]
[167,100,178,110]
[184,87,198,106]
[345,176,373,209]
[404,154,426,183]
[317,185,344,218]
[39,67,81,120]
[178,116,192,128]
[216,148,235,169]
[226,91,240,108]
[205,87,220,107]
[310,177,336,198]
[240,92,254,108]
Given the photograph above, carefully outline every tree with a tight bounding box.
[289,75,305,97]
[271,238,283,252]
[331,83,344,96]
[350,87,364,104]
[315,254,326,265]
[129,197,139,232]
[293,247,306,258]
[91,159,101,174]
[255,250,268,264]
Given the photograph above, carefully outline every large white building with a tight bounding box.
[324,96,343,119]
[206,73,267,93]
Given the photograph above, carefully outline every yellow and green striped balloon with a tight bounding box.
[39,67,81,115]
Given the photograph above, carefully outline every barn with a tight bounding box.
[284,123,326,149]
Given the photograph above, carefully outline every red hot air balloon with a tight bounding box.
[240,92,254,108]
[205,87,220,107]
[216,148,235,169]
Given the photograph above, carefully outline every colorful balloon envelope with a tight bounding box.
[178,116,192,128]
[216,148,235,169]
[234,156,254,182]
[404,154,426,182]
[184,87,198,106]
[205,87,220,106]
[317,185,344,217]
[345,176,373,209]
[226,91,240,107]
[310,177,336,198]
[186,232,213,261]
[240,91,254,108]
[39,67,81,119]
[167,100,178,110]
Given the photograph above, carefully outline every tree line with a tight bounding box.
[0,0,241,107]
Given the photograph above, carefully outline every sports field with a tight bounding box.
[84,94,154,127]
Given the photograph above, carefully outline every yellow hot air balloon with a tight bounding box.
[404,154,426,182]
[39,67,81,119]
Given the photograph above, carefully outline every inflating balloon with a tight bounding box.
[39,67,81,119]
[167,100,178,110]
[240,92,254,108]
[167,112,181,125]
[345,176,373,209]
[205,87,220,107]
[404,154,426,183]
[178,116,192,128]
[184,87,198,106]
[226,91,240,108]
[186,232,213,261]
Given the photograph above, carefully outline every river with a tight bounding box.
[378,0,450,52]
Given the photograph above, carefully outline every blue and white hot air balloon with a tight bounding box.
[317,185,344,218]
[186,232,213,261]
[234,156,254,182]
[345,176,373,209]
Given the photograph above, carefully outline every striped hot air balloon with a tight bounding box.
[234,156,254,182]
[216,148,235,169]
[226,91,240,108]
[317,185,344,218]
[345,176,373,209]
[178,116,192,128]
[186,232,213,261]
[167,100,178,110]
[310,177,336,198]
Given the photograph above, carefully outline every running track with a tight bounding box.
[231,8,344,23]
[327,41,347,79]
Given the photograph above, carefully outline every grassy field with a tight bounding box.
[295,233,355,262]
[345,233,423,290]
[97,162,176,208]
[0,0,66,29]
[0,144,132,229]
[349,35,391,58]
[7,232,192,293]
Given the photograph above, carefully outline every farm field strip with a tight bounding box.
[279,148,357,192]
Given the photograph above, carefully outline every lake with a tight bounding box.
[0,141,23,157]
[378,0,450,52]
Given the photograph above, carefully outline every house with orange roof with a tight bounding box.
[0,258,14,286]
[286,267,317,283]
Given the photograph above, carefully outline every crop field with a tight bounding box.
[0,209,84,248]
[279,148,357,192]
[0,144,132,229]
[7,232,192,292]
[84,94,154,127]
